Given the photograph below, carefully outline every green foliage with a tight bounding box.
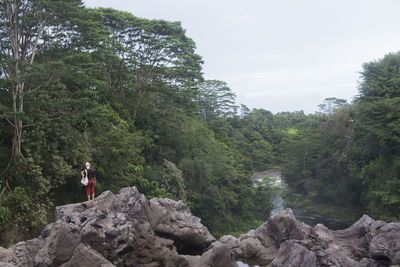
[318,97,347,115]
[139,112,273,235]
[0,1,277,245]
[6,0,400,247]
[281,52,400,223]
[254,176,278,215]
[196,80,237,120]
[358,52,400,101]
[160,160,187,203]
[0,180,48,245]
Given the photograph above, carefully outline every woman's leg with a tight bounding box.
[90,180,95,201]
[91,183,94,201]
[86,183,91,201]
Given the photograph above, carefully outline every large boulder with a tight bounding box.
[0,187,215,266]
[147,197,215,254]
[220,209,315,266]
[34,222,81,267]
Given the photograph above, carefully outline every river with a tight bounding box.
[237,169,352,267]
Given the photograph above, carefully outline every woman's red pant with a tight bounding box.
[86,179,95,196]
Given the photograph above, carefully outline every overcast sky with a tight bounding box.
[84,0,400,113]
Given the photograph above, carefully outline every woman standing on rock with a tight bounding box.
[81,162,96,202]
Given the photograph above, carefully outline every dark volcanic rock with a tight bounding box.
[60,243,114,267]
[34,222,81,266]
[1,187,400,266]
[272,240,317,267]
[0,187,214,266]
[0,238,43,267]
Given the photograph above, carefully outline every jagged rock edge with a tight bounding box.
[0,186,399,267]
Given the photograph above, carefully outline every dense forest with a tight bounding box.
[0,0,399,247]
[281,52,400,223]
[0,0,280,245]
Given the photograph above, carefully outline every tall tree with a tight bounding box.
[0,0,85,158]
[98,8,203,122]
[197,79,237,120]
[0,0,47,157]
[358,52,400,101]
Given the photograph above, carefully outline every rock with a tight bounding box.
[272,240,317,267]
[196,245,237,267]
[369,235,391,263]
[266,209,315,244]
[147,197,215,254]
[314,215,372,260]
[60,243,115,267]
[229,209,315,266]
[0,263,15,267]
[0,247,10,263]
[356,257,391,267]
[34,222,81,266]
[0,238,43,267]
[1,187,400,266]
[368,220,400,265]
[41,187,215,266]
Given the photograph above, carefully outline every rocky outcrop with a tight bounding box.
[0,186,400,267]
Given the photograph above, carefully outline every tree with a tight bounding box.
[98,9,203,123]
[0,0,48,157]
[280,52,400,222]
[161,160,187,202]
[0,1,110,244]
[318,97,347,115]
[240,104,250,118]
[357,52,400,101]
[0,0,87,158]
[196,80,237,120]
[350,52,400,219]
[0,4,281,244]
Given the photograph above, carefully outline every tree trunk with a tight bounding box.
[12,120,23,157]
[5,0,41,158]
[11,81,24,158]
[132,89,145,124]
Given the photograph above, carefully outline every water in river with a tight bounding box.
[252,170,285,217]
